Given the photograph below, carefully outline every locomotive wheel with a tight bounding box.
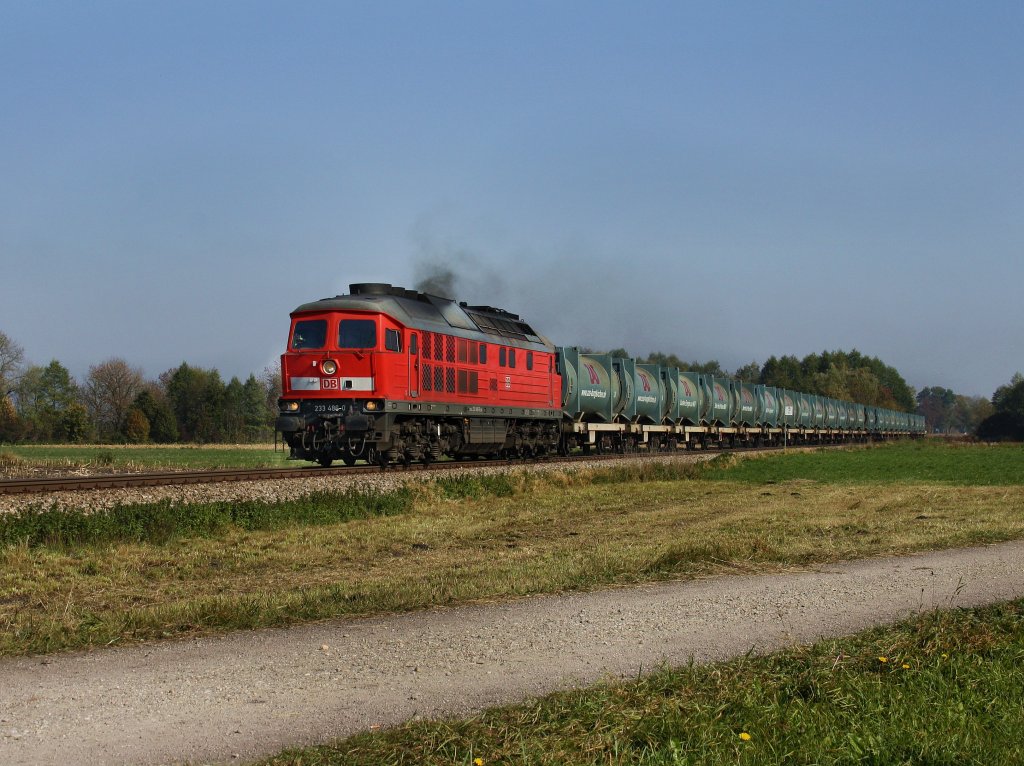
[317,455,333,468]
[342,456,356,466]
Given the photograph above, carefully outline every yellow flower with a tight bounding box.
[474,759,484,766]
[739,732,752,741]
[902,663,910,669]
[878,656,888,663]
[941,653,949,659]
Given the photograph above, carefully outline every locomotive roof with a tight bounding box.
[291,283,554,351]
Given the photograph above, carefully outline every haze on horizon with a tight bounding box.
[2,2,1021,398]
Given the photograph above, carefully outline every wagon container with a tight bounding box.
[779,389,798,427]
[629,363,665,424]
[610,357,635,421]
[824,398,838,428]
[557,347,622,422]
[697,374,715,425]
[707,376,732,426]
[672,370,705,425]
[796,392,814,428]
[760,386,779,427]
[660,368,680,422]
[811,395,825,428]
[848,401,861,429]
[835,399,848,429]
[732,381,761,426]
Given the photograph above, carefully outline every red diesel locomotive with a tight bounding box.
[276,283,563,466]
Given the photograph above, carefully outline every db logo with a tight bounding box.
[322,378,340,390]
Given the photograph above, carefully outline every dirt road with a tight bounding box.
[2,541,1023,766]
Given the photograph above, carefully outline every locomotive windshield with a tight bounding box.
[338,319,376,349]
[291,319,327,350]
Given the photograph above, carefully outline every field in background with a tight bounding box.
[0,442,289,476]
[702,439,1024,485]
[2,441,1023,656]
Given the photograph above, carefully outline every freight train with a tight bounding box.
[275,283,925,467]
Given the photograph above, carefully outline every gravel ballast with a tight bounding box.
[0,453,717,514]
[2,541,1023,766]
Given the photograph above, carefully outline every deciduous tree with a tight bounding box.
[14,360,82,441]
[0,331,25,398]
[82,358,145,440]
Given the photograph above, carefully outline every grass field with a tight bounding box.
[0,443,290,475]
[702,440,1024,485]
[2,441,1022,656]
[261,598,1024,765]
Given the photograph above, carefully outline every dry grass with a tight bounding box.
[2,472,1022,655]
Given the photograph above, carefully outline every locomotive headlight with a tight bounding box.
[281,401,299,412]
[321,359,338,375]
[364,400,379,411]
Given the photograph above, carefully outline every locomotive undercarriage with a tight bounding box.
[284,412,562,467]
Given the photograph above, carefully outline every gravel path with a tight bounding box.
[2,540,1023,766]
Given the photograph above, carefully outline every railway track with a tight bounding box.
[0,442,860,496]
[0,453,610,495]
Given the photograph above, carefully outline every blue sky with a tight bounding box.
[1,1,1021,397]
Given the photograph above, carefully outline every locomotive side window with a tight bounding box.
[291,319,327,350]
[526,351,533,370]
[469,342,478,364]
[385,328,401,352]
[338,319,376,349]
[479,344,487,364]
[457,339,468,363]
[410,334,418,355]
[509,349,517,369]
[499,347,507,367]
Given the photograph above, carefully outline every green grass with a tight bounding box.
[704,440,1024,485]
[0,443,290,473]
[0,486,414,548]
[262,599,1024,765]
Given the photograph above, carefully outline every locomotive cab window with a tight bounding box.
[385,328,401,352]
[338,319,377,349]
[410,334,418,355]
[291,319,327,350]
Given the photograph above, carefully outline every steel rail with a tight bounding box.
[0,441,866,496]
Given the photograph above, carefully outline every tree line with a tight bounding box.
[2,328,1021,442]
[0,331,280,444]
[976,373,1024,441]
